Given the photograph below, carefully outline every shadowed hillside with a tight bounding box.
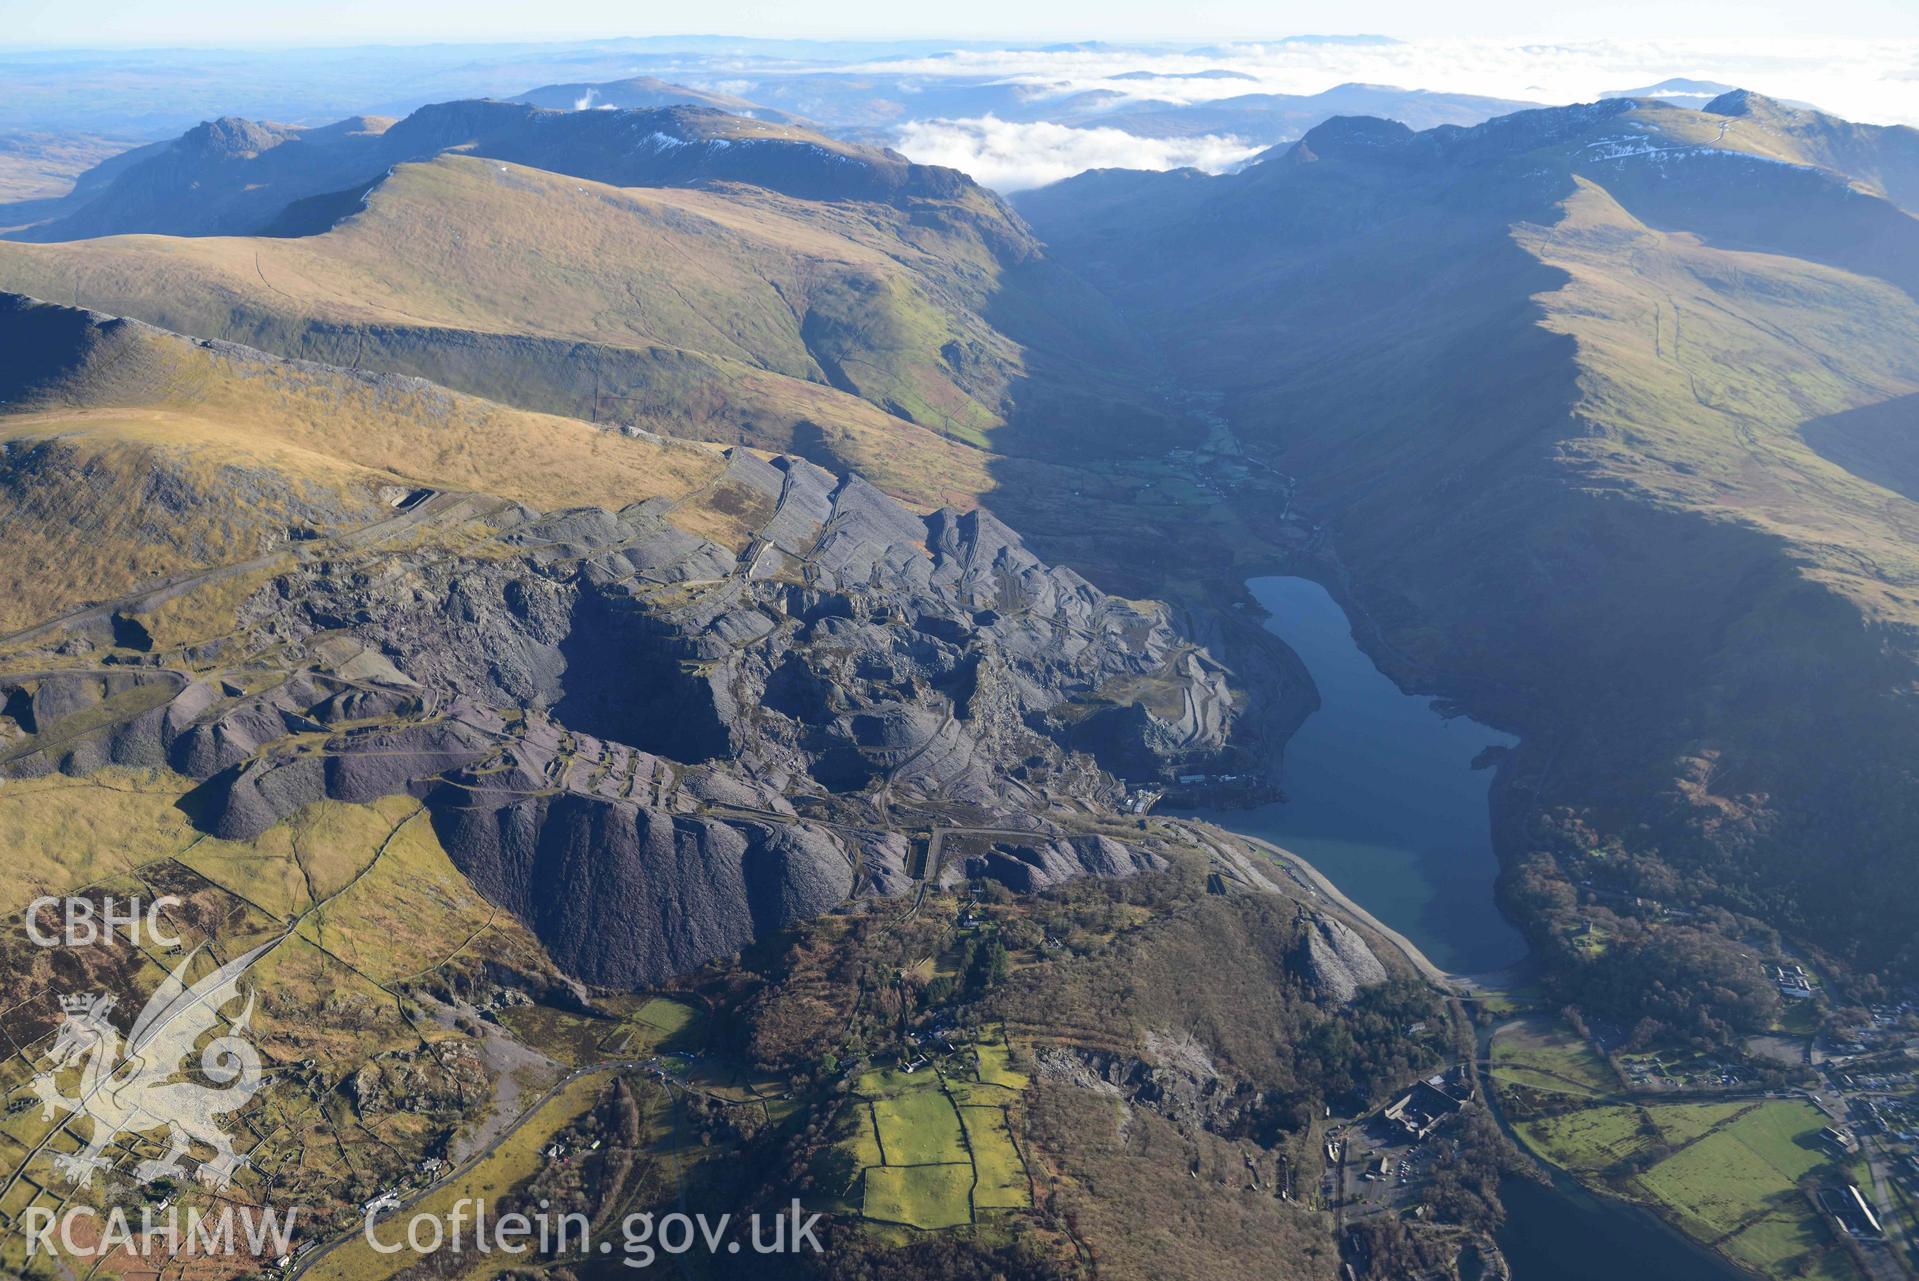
[1023,94,1919,978]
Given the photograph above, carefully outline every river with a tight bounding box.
[1205,575,1752,1281]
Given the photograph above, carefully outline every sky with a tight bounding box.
[882,37,1919,185]
[2,2,1915,193]
[3,0,1919,46]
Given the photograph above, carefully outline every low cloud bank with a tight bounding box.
[894,115,1262,191]
[861,38,1919,129]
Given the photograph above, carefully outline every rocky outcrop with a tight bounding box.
[942,834,1165,894]
[431,787,854,987]
[0,449,1231,987]
[1295,914,1388,1004]
[1034,1034,1296,1143]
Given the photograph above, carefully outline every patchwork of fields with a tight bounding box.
[1494,1015,1868,1281]
[846,1029,1032,1230]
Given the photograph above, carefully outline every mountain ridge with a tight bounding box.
[2,96,1011,244]
[0,127,1186,521]
[511,74,806,124]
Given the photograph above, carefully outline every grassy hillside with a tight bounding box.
[0,131,134,204]
[0,293,746,629]
[1521,179,1919,608]
[0,417,379,634]
[2,98,987,243]
[0,771,574,1279]
[0,153,1031,505]
[0,294,728,510]
[1698,89,1919,214]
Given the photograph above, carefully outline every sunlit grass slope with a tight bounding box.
[0,154,1015,501]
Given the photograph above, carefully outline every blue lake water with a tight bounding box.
[1207,576,1750,1280]
[1496,1172,1751,1281]
[1202,576,1527,976]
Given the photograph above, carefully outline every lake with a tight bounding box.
[1201,575,1526,976]
[1206,575,1751,1281]
[1496,1173,1751,1281]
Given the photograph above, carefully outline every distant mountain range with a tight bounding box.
[0,98,987,243]
[1601,76,1744,106]
[1602,77,1819,111]
[1041,81,1541,142]
[511,75,807,124]
[623,71,1537,146]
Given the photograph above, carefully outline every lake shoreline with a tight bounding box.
[1200,575,1526,975]
[1202,574,1755,1281]
[1187,819,1459,986]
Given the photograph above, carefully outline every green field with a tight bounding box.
[1629,1101,1857,1278]
[961,1106,1030,1209]
[631,996,699,1040]
[1518,1104,1658,1174]
[852,1104,886,1171]
[1505,1044,1862,1281]
[1638,1132,1803,1238]
[842,1030,1032,1230]
[1518,1099,1770,1178]
[1647,1102,1753,1147]
[863,1163,974,1230]
[856,1064,925,1097]
[1720,1214,1860,1281]
[1491,1016,1615,1097]
[1772,1000,1822,1036]
[872,1089,968,1166]
[498,995,705,1067]
[974,1034,1031,1091]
